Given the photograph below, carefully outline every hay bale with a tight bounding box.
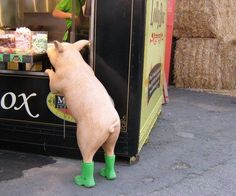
[174,38,236,90]
[174,0,236,42]
[220,41,236,89]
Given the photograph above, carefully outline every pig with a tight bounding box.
[45,40,121,188]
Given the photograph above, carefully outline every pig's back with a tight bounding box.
[64,72,119,128]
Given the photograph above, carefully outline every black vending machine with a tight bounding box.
[0,0,167,163]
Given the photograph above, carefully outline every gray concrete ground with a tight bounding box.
[0,87,236,196]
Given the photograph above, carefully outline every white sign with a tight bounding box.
[1,92,39,118]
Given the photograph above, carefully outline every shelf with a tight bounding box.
[0,53,47,64]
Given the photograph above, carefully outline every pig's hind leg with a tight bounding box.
[74,126,105,187]
[102,123,120,156]
[99,122,120,180]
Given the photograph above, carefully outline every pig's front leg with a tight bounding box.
[45,69,61,94]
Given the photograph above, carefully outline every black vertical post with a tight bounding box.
[127,0,146,157]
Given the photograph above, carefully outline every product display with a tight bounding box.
[0,27,48,72]
[0,27,48,55]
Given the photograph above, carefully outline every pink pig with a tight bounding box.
[45,40,121,187]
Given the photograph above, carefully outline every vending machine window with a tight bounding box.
[0,0,167,163]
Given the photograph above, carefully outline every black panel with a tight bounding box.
[95,0,132,127]
[0,73,129,159]
[0,118,129,159]
[95,0,146,157]
[0,73,71,125]
[127,0,146,156]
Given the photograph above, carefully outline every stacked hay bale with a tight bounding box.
[173,0,236,90]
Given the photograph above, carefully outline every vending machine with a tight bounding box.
[0,0,167,163]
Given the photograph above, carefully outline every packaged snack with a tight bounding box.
[32,32,48,54]
[0,31,15,49]
[15,27,32,51]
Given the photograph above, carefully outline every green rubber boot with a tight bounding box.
[99,155,116,180]
[74,162,95,188]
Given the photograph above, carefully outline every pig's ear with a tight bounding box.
[53,40,64,53]
[73,40,90,51]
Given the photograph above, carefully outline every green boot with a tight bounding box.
[74,162,95,188]
[99,155,116,180]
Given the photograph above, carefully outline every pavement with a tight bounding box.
[0,87,236,196]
